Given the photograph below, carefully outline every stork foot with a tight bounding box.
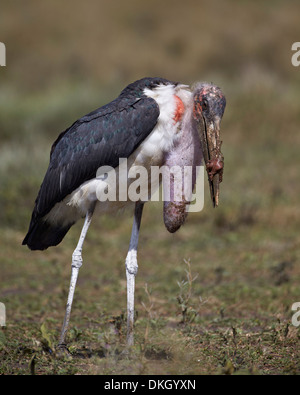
[125,202,144,347]
[56,343,72,359]
[58,206,95,350]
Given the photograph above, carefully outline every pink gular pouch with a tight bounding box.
[162,101,202,233]
[162,83,226,233]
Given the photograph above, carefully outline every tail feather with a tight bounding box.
[23,218,73,251]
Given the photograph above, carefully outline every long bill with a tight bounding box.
[195,116,224,207]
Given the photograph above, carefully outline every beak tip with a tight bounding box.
[212,198,218,208]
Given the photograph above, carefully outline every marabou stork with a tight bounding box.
[23,77,226,349]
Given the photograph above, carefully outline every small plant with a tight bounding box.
[177,259,199,324]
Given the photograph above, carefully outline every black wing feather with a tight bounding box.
[29,94,159,222]
[22,77,177,249]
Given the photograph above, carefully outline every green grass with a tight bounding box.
[1,0,300,375]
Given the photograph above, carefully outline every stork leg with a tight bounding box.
[58,203,95,350]
[125,201,144,346]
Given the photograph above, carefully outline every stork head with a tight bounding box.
[192,83,226,207]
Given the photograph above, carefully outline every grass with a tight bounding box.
[0,0,300,375]
[1,190,299,374]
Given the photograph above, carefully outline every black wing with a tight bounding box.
[29,94,159,221]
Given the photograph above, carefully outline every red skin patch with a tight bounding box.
[206,158,224,182]
[173,95,185,123]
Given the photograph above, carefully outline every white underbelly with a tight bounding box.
[71,139,166,216]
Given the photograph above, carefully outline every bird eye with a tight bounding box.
[202,98,208,110]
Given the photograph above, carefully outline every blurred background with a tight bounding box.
[0,0,300,374]
[0,0,299,227]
